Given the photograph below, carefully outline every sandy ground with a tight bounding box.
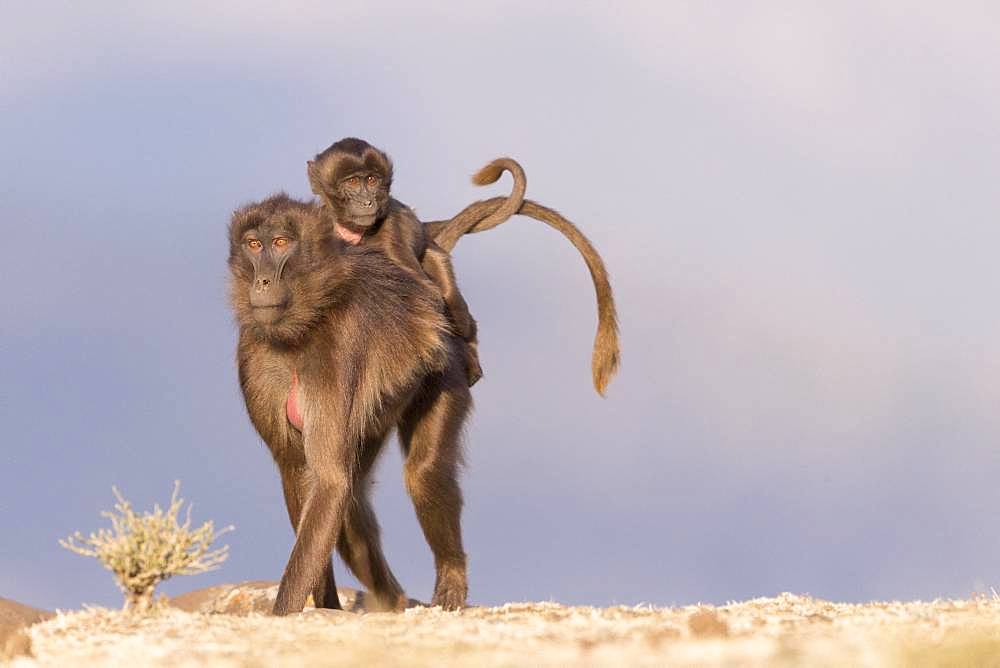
[5,584,1000,666]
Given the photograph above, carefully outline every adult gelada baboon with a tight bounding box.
[307,137,526,387]
[229,194,472,613]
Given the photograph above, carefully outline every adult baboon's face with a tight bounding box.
[229,196,350,346]
[231,211,304,325]
[242,227,297,324]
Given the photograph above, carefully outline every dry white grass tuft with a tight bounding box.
[59,483,232,612]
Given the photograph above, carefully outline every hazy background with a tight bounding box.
[3,2,1000,610]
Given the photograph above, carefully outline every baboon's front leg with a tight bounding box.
[278,461,341,610]
[273,406,355,616]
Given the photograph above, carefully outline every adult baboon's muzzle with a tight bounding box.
[250,271,290,312]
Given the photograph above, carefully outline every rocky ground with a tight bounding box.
[4,583,1000,666]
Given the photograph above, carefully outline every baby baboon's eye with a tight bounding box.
[367,174,380,187]
[345,176,361,189]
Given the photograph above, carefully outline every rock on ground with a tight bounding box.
[0,598,53,661]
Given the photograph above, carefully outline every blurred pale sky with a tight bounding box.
[3,2,1000,609]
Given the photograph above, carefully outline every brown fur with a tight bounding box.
[229,194,472,614]
[424,198,620,396]
[307,138,526,387]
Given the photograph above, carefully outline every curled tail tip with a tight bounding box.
[471,161,505,186]
[472,157,524,186]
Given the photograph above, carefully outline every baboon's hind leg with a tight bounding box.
[398,366,471,610]
[336,433,407,611]
[336,490,407,611]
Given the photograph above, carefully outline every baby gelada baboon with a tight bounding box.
[229,194,472,613]
[307,137,526,387]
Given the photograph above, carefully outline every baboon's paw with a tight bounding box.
[431,571,468,611]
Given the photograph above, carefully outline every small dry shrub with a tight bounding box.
[60,481,233,612]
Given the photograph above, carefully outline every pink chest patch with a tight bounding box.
[335,223,364,245]
[286,370,304,432]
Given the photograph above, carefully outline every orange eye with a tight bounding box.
[247,239,262,251]
[367,175,379,186]
[273,237,288,248]
[346,176,360,188]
